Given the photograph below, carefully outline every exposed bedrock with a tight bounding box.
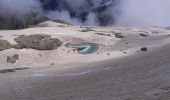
[0,34,62,51]
[14,34,62,50]
[7,54,19,63]
[0,40,12,51]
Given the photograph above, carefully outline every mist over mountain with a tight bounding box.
[0,0,170,29]
[41,0,120,26]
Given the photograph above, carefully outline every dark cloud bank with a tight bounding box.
[0,0,170,29]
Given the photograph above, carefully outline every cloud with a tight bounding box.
[1,0,170,27]
[0,0,42,18]
[116,0,170,27]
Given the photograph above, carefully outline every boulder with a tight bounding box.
[139,33,149,37]
[7,54,19,63]
[141,47,148,52]
[115,33,124,38]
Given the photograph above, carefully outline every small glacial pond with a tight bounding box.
[68,43,99,54]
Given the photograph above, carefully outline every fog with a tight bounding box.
[117,0,170,27]
[0,0,42,17]
[0,0,170,27]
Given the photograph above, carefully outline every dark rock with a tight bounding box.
[50,63,54,65]
[14,34,62,50]
[139,33,149,37]
[7,54,19,63]
[0,69,15,73]
[123,52,127,54]
[81,28,94,32]
[0,34,62,51]
[65,42,71,47]
[115,33,124,38]
[14,34,51,49]
[39,38,62,50]
[141,47,148,52]
[95,33,112,37]
[0,40,12,51]
[95,33,106,36]
[0,67,30,73]
[14,67,30,71]
[107,34,112,37]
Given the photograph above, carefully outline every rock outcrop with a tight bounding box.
[141,47,148,52]
[7,54,19,63]
[0,34,62,51]
[14,34,62,50]
[0,40,11,51]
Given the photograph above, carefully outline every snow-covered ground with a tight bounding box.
[0,21,170,100]
[0,21,169,70]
